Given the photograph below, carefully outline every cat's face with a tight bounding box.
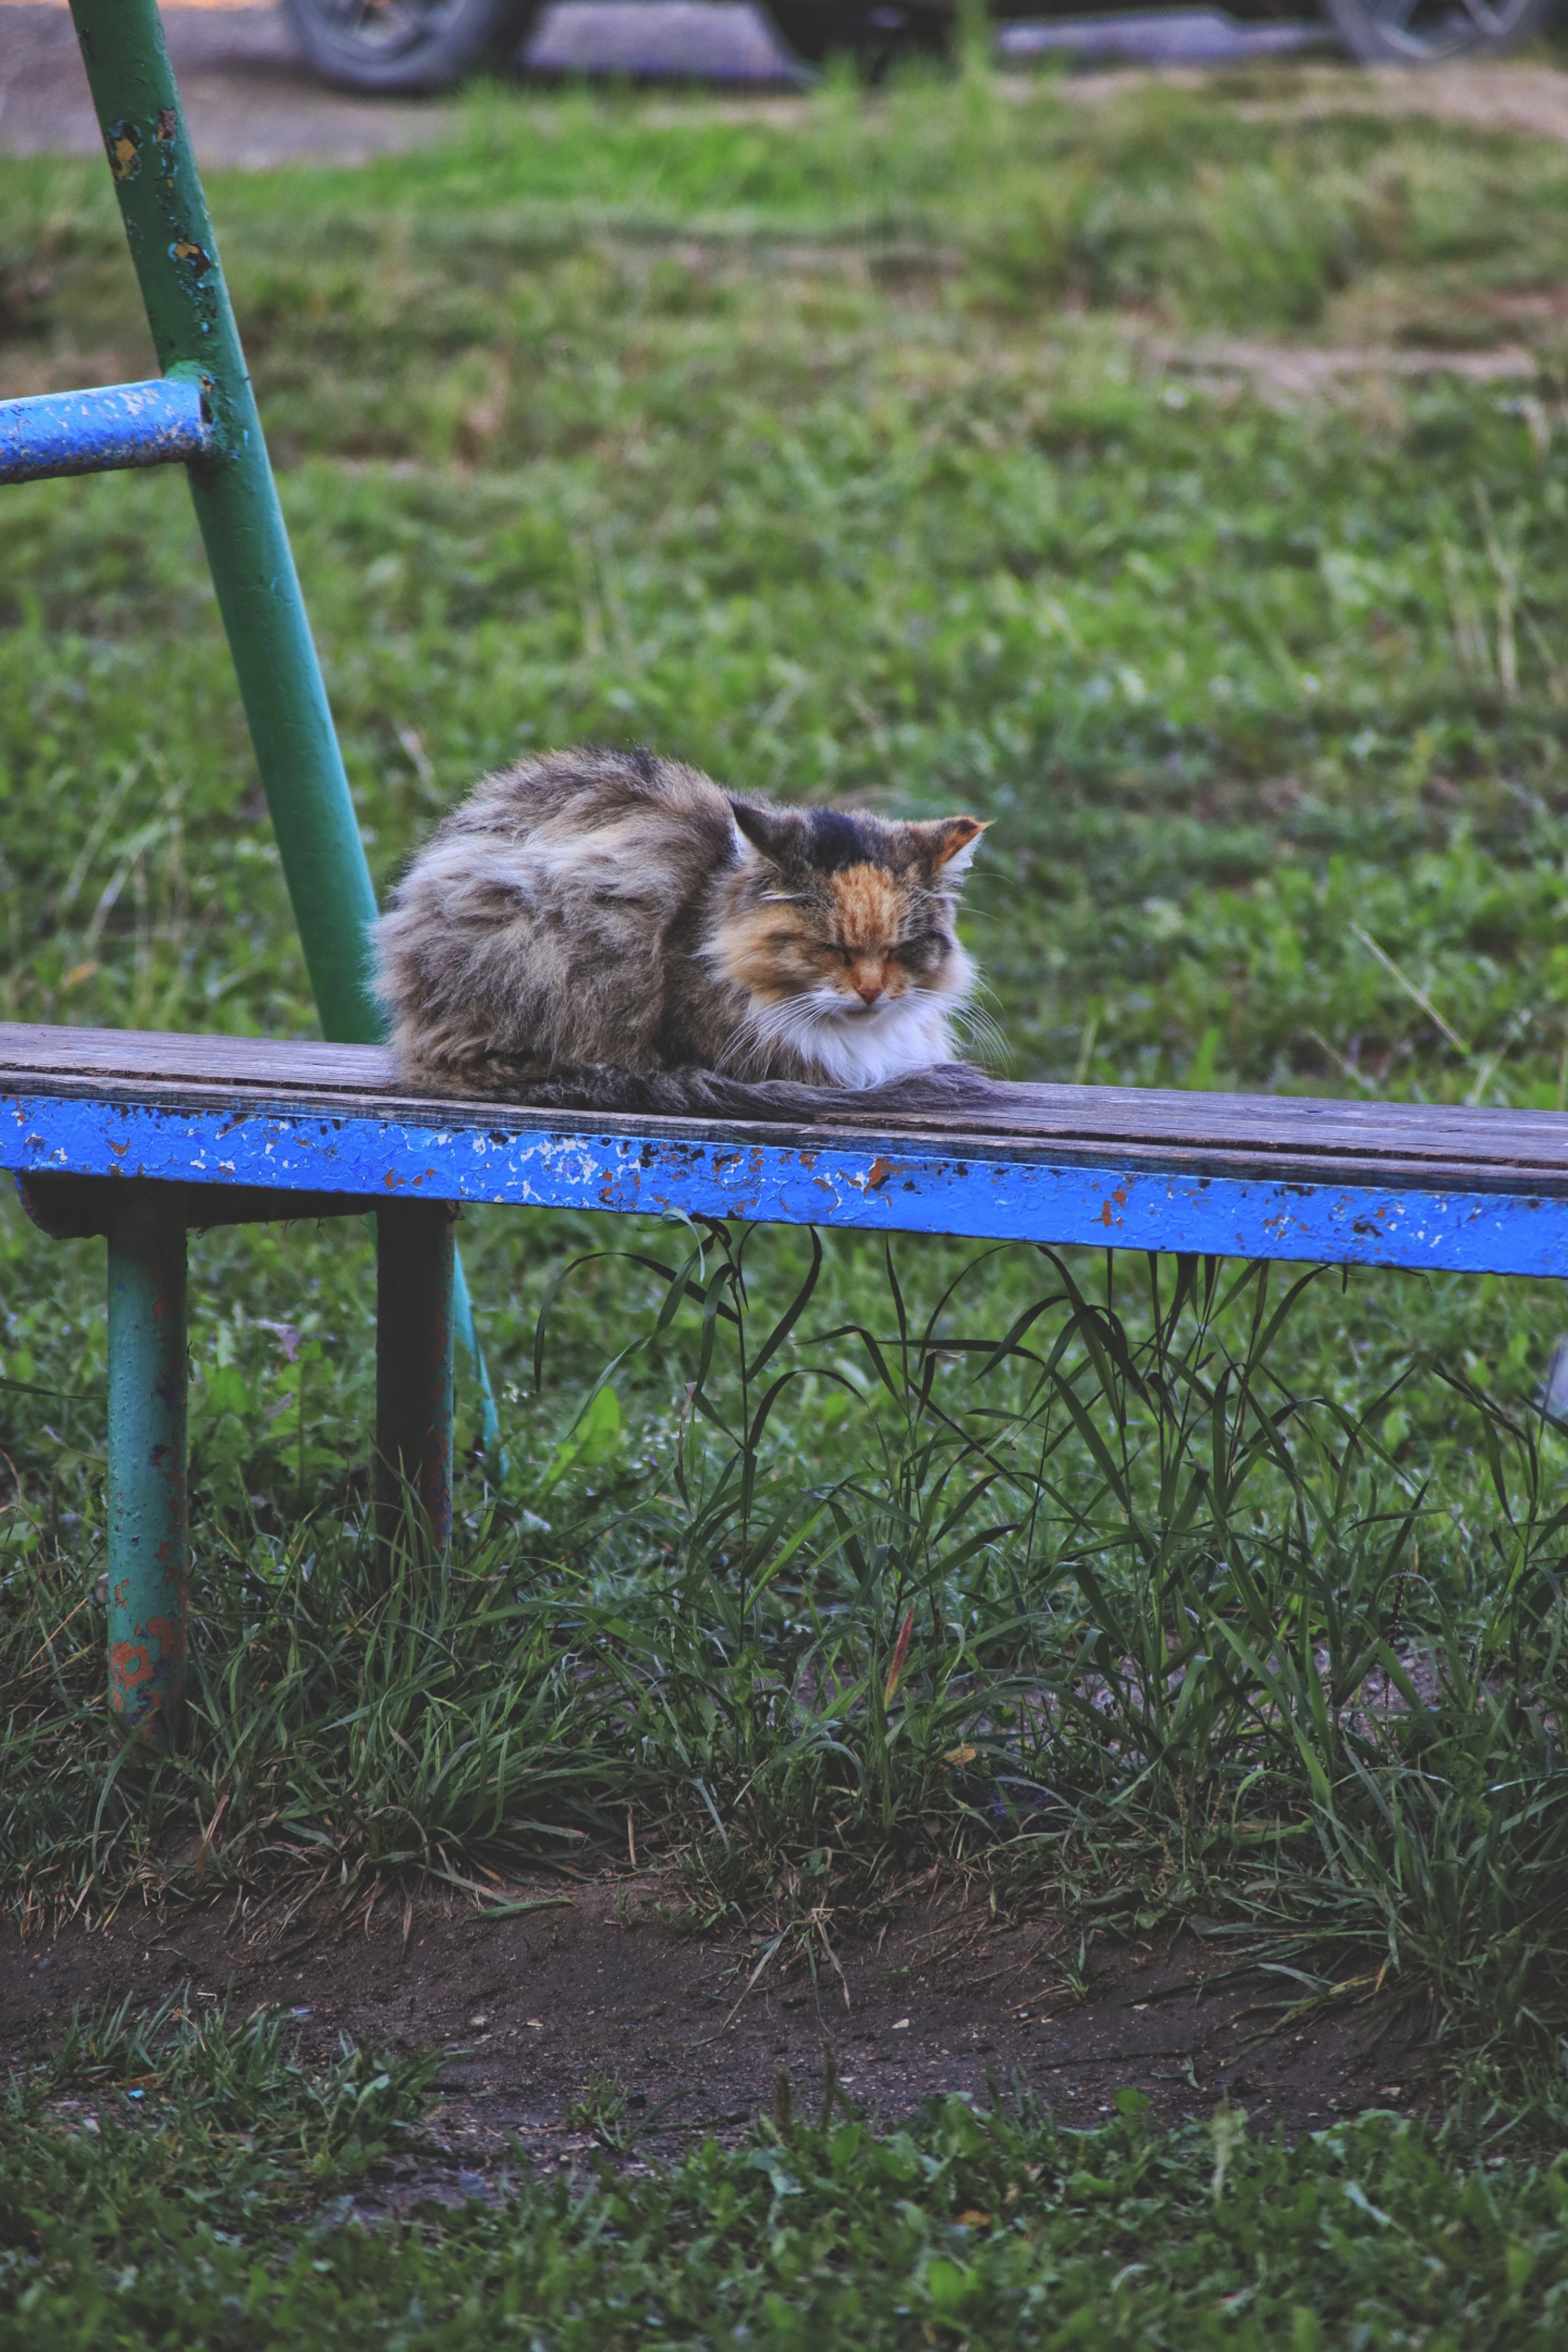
[709,802,985,1075]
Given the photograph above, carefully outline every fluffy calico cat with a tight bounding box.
[374,746,987,1098]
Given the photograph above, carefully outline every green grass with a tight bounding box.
[5,49,1568,2253]
[4,1998,1568,2348]
[11,77,1568,1092]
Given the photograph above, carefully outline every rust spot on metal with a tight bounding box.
[146,1612,188,1670]
[1099,1180,1132,1227]
[171,236,211,280]
[106,120,140,180]
[109,1637,156,1692]
[864,1157,896,1192]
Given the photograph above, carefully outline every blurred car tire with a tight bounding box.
[282,0,541,90]
[1321,0,1560,60]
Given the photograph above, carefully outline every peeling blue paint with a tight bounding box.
[5,1087,1568,1279]
[0,377,209,485]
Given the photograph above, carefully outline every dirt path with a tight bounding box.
[1055,57,1568,143]
[2,1875,1427,2187]
[0,2,801,168]
[1237,57,1568,143]
[0,3,456,166]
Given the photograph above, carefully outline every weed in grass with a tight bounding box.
[563,2066,693,2153]
[6,1990,435,2249]
[564,2066,631,2141]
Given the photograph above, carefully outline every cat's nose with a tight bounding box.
[851,967,885,1005]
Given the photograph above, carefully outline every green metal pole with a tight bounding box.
[69,0,378,1037]
[106,1190,188,1741]
[67,0,499,1470]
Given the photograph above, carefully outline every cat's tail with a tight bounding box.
[402,1056,1011,1127]
[400,1053,698,1110]
[398,1048,560,1103]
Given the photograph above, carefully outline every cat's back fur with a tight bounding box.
[377,746,738,1092]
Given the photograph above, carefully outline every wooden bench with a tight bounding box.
[8,1018,1568,1739]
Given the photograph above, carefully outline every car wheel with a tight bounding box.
[1321,0,1559,63]
[765,2,953,72]
[283,0,541,92]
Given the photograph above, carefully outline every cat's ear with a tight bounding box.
[912,816,988,879]
[729,800,800,865]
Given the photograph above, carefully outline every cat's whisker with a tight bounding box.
[949,1001,1012,1070]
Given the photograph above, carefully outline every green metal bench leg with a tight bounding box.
[374,1202,456,1556]
[106,1191,188,1740]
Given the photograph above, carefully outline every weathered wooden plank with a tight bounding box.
[5,1070,1568,1280]
[0,1022,397,1095]
[2,1021,1567,1195]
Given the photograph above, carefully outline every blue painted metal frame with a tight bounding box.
[0,377,210,484]
[8,1086,1568,1280]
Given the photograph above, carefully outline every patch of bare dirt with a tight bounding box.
[1144,333,1544,407]
[1165,337,1538,384]
[1049,58,1568,146]
[1234,60,1568,146]
[1,1875,1430,2185]
[0,2,805,168]
[0,4,456,168]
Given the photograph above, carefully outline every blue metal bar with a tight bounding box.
[0,376,209,485]
[8,1088,1568,1282]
